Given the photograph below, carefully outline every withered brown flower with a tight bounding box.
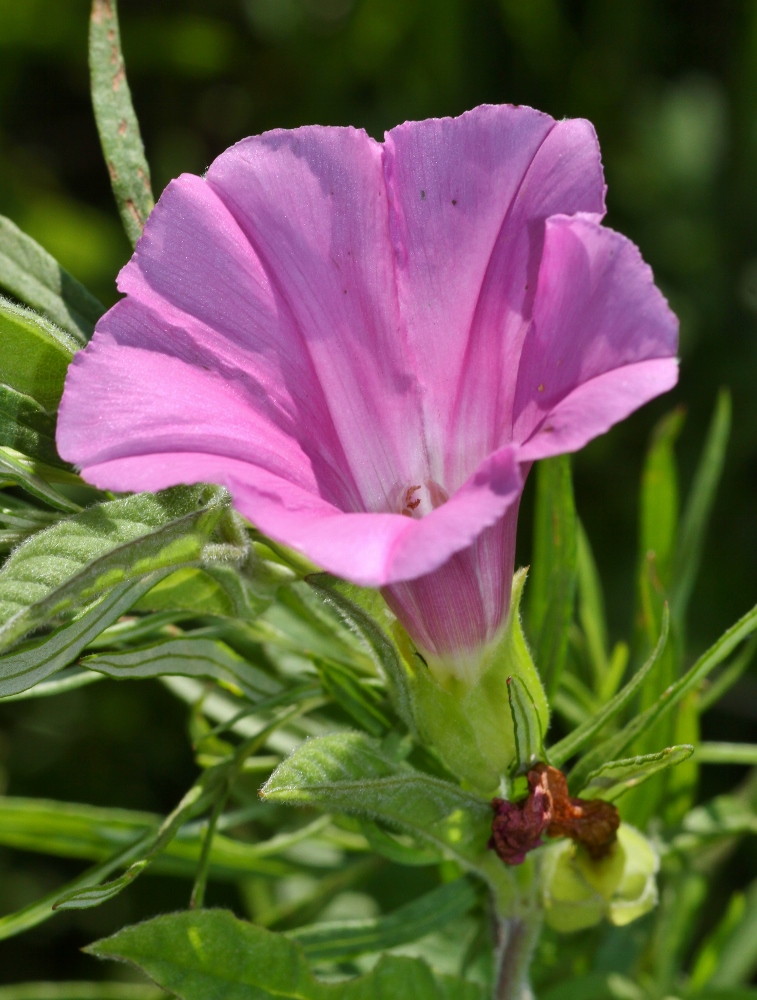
[489,763,619,865]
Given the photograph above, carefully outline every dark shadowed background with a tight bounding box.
[0,0,755,983]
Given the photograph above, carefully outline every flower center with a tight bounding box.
[399,479,449,518]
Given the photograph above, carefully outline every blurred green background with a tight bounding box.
[0,0,756,984]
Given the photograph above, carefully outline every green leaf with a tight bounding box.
[0,385,60,465]
[89,0,154,245]
[0,575,166,698]
[0,833,151,941]
[0,795,311,882]
[694,743,757,765]
[0,297,77,412]
[671,388,731,623]
[704,878,757,988]
[0,984,163,999]
[87,910,485,1000]
[568,601,757,793]
[0,485,227,651]
[638,407,684,593]
[0,212,104,342]
[306,576,415,731]
[528,455,577,697]
[507,674,546,774]
[288,878,478,961]
[82,636,282,702]
[579,745,694,801]
[55,705,306,910]
[261,732,491,868]
[575,520,610,687]
[358,819,444,866]
[0,447,83,512]
[314,657,391,736]
[549,606,670,769]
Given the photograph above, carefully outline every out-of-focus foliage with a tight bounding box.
[1,0,757,990]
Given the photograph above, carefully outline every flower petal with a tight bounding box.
[513,214,679,458]
[58,170,365,509]
[517,360,679,463]
[76,446,522,588]
[205,126,425,513]
[383,106,605,485]
[446,118,606,484]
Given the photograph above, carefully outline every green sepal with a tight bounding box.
[402,569,549,793]
[508,673,547,775]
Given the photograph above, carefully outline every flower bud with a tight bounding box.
[541,824,659,933]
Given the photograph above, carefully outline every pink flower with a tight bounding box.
[57,105,677,678]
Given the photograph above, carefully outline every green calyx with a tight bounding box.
[397,569,550,795]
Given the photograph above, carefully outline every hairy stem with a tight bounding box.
[494,914,542,1000]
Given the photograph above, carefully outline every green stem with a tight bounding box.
[494,914,542,1000]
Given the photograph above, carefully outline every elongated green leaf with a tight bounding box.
[699,632,757,712]
[83,637,281,702]
[90,0,154,245]
[314,657,391,736]
[132,567,251,617]
[0,667,102,702]
[0,297,76,411]
[358,819,443,866]
[262,732,491,868]
[0,212,104,341]
[528,455,577,697]
[0,575,166,698]
[0,486,227,651]
[575,520,611,685]
[0,796,307,881]
[695,743,757,765]
[307,576,415,731]
[671,389,731,622]
[579,745,694,801]
[0,833,150,941]
[87,910,485,1000]
[56,706,306,909]
[0,984,163,1000]
[53,781,212,911]
[639,407,684,592]
[706,879,757,988]
[288,878,478,961]
[549,607,670,768]
[0,385,59,465]
[0,447,82,512]
[508,674,545,774]
[568,602,757,792]
[258,581,376,674]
